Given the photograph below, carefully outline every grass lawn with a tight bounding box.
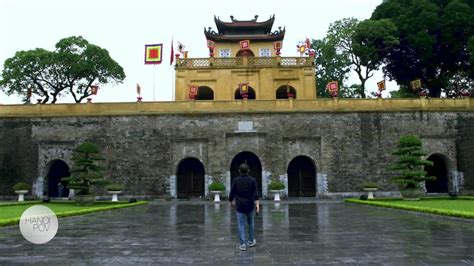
[0,201,148,227]
[346,197,474,219]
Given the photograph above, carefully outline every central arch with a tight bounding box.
[287,156,316,197]
[236,49,255,57]
[235,86,256,100]
[46,159,70,198]
[425,154,448,193]
[276,85,297,99]
[176,157,205,198]
[230,151,262,197]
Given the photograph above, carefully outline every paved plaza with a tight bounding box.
[1,201,474,264]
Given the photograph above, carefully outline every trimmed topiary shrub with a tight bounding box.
[268,180,285,191]
[62,141,107,196]
[390,135,435,192]
[208,182,225,191]
[106,184,124,191]
[13,182,30,191]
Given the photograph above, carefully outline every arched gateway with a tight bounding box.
[176,158,205,198]
[287,156,316,197]
[230,151,262,197]
[46,159,70,198]
[425,154,449,193]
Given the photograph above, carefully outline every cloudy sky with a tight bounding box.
[0,0,389,104]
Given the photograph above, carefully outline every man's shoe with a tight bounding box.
[239,244,247,251]
[247,239,257,247]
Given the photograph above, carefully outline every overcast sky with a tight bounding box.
[0,0,390,104]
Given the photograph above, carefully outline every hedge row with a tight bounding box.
[0,201,148,227]
[345,198,474,219]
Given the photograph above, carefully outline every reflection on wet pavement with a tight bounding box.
[1,201,473,264]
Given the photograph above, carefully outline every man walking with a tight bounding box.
[229,163,260,251]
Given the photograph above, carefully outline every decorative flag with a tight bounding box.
[177,42,185,54]
[410,79,422,91]
[145,44,163,64]
[189,85,198,95]
[305,37,311,49]
[377,80,386,91]
[90,85,99,95]
[170,39,174,66]
[273,41,283,50]
[207,40,215,49]
[327,81,339,93]
[136,83,141,95]
[239,82,249,94]
[239,40,250,50]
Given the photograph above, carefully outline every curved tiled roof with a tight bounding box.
[214,15,275,33]
[205,15,285,42]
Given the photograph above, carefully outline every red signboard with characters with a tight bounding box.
[239,40,250,50]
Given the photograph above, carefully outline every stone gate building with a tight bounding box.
[0,16,473,199]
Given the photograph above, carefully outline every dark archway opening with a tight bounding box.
[236,49,255,57]
[177,158,205,198]
[230,151,262,197]
[287,156,316,197]
[196,86,214,100]
[425,154,448,193]
[234,87,256,100]
[276,85,297,99]
[47,160,70,198]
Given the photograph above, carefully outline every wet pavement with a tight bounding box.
[1,200,474,265]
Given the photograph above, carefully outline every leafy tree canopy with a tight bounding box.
[314,18,398,98]
[369,0,474,97]
[313,39,352,98]
[0,36,125,103]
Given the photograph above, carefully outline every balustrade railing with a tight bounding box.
[176,56,313,69]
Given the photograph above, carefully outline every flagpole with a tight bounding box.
[153,64,156,101]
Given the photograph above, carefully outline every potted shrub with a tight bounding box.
[208,180,225,202]
[268,178,285,201]
[390,135,435,200]
[13,182,30,202]
[362,181,378,199]
[106,183,124,202]
[62,141,107,205]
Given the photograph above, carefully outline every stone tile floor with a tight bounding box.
[1,200,474,265]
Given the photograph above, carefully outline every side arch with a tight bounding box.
[45,159,70,197]
[287,155,316,197]
[196,86,214,100]
[176,157,205,198]
[425,153,449,193]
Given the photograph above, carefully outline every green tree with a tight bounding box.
[0,36,125,103]
[390,135,434,190]
[322,18,398,98]
[313,39,351,98]
[62,141,107,195]
[370,0,474,97]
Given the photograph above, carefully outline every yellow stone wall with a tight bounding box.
[0,98,472,118]
[175,59,316,101]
